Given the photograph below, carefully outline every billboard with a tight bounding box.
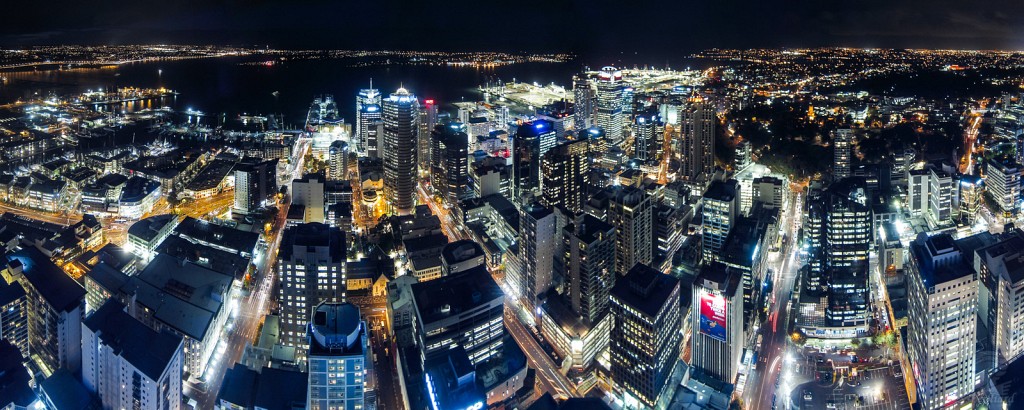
[699,290,727,342]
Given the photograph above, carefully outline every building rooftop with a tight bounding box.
[703,179,738,202]
[424,347,485,410]
[694,262,742,297]
[0,279,25,307]
[252,367,309,410]
[127,214,179,243]
[6,247,85,313]
[174,217,260,255]
[130,254,232,340]
[0,340,36,409]
[308,302,364,357]
[84,300,183,380]
[278,222,344,263]
[39,369,96,410]
[411,265,503,324]
[441,240,485,266]
[910,233,975,288]
[217,364,258,408]
[611,263,680,318]
[157,235,251,279]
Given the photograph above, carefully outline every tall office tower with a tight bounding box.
[633,113,664,162]
[907,233,978,410]
[418,99,439,175]
[410,266,504,365]
[833,129,853,180]
[622,86,636,118]
[691,262,743,384]
[986,159,1022,219]
[512,120,556,202]
[610,264,683,409]
[802,178,872,335]
[365,119,385,160]
[573,73,595,130]
[587,185,653,276]
[356,85,382,156]
[541,139,590,214]
[292,173,326,223]
[328,140,349,181]
[679,98,715,183]
[383,87,419,215]
[233,157,278,216]
[82,300,184,410]
[3,249,84,374]
[906,162,957,228]
[278,223,346,359]
[803,182,827,286]
[520,201,556,312]
[976,229,1024,365]
[701,179,740,263]
[430,122,471,206]
[825,178,872,271]
[752,176,785,210]
[563,213,616,323]
[595,67,624,142]
[958,175,984,225]
[735,140,752,171]
[307,302,371,410]
[0,280,28,358]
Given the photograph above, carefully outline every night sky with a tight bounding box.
[4,0,1023,56]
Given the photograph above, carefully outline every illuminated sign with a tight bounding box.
[425,99,435,105]
[699,290,727,342]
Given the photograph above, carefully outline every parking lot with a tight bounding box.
[785,345,910,410]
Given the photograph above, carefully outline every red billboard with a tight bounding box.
[699,290,727,342]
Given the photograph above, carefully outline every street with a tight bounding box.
[184,137,309,409]
[745,191,803,410]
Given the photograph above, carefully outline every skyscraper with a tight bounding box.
[986,159,1022,219]
[233,157,278,216]
[610,263,682,409]
[356,85,381,156]
[430,122,471,206]
[0,279,28,358]
[563,213,616,323]
[595,67,624,142]
[328,140,349,181]
[691,262,743,384]
[278,223,346,359]
[364,119,384,160]
[82,300,184,410]
[541,139,590,214]
[679,97,715,183]
[520,201,556,312]
[4,249,84,375]
[958,175,983,225]
[410,266,504,365]
[587,185,653,276]
[573,73,594,130]
[799,178,873,338]
[307,302,371,410]
[383,87,419,215]
[292,173,325,223]
[512,120,556,202]
[907,233,978,410]
[701,179,739,263]
[419,99,439,175]
[833,129,853,181]
[633,112,664,162]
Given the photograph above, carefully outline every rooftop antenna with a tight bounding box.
[369,77,373,90]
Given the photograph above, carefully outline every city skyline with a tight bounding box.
[2,7,1024,409]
